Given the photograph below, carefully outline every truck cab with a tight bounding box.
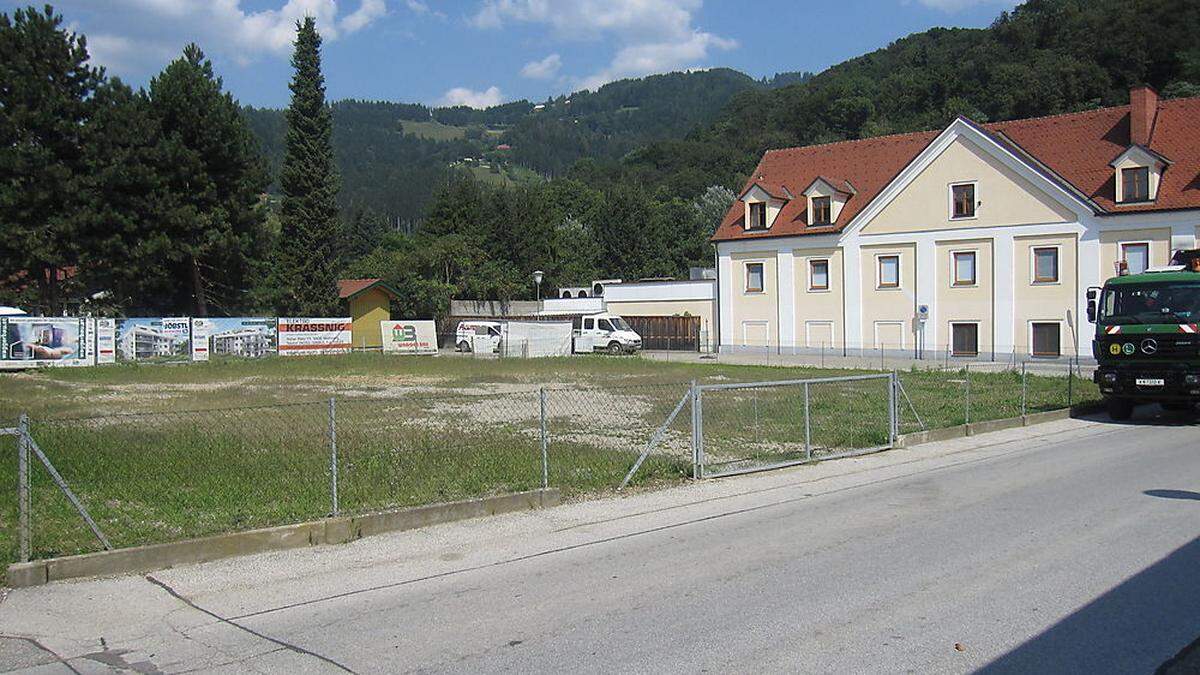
[1089,249,1200,420]
[572,313,642,355]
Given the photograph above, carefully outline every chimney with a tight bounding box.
[1129,85,1159,147]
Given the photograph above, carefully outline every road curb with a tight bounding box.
[6,488,560,588]
[896,403,1104,448]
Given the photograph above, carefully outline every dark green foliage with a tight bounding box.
[0,5,103,313]
[145,44,270,316]
[270,17,342,316]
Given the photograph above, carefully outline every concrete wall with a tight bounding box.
[862,137,1075,235]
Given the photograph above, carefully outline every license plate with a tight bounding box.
[1136,378,1165,387]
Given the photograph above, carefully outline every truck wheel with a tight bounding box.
[607,341,624,355]
[457,340,471,353]
[1106,397,1134,421]
[1161,402,1195,413]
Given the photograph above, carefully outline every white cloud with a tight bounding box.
[439,85,504,108]
[520,53,561,79]
[405,0,447,19]
[86,0,389,69]
[471,0,734,90]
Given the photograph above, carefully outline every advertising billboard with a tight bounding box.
[1,316,95,367]
[96,318,116,364]
[380,320,438,355]
[277,317,351,356]
[115,317,191,362]
[191,317,278,361]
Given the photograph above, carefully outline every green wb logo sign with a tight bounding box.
[391,325,417,342]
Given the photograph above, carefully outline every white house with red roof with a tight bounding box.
[712,86,1200,360]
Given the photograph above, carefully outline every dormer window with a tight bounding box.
[748,202,768,230]
[811,197,831,225]
[1121,167,1150,202]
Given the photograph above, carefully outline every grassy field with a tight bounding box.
[399,119,467,141]
[0,353,1099,562]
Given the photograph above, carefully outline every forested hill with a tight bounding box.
[241,68,809,224]
[612,0,1200,196]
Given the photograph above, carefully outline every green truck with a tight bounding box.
[1089,250,1200,420]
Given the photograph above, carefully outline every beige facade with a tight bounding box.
[860,243,916,349]
[793,248,844,348]
[862,137,1075,235]
[730,251,778,346]
[1012,233,1079,356]
[935,239,994,353]
[1099,227,1172,278]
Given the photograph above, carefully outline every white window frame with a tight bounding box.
[948,181,979,221]
[747,201,769,230]
[875,253,902,290]
[873,321,906,350]
[1119,241,1152,275]
[808,258,831,292]
[949,321,981,357]
[1028,320,1063,359]
[744,260,766,294]
[742,320,770,346]
[1118,166,1152,204]
[805,320,835,348]
[1030,244,1061,285]
[950,249,978,288]
[809,195,833,226]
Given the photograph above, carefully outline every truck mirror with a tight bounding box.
[1087,300,1096,323]
[1086,288,1097,301]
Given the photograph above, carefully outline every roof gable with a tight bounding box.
[338,278,402,301]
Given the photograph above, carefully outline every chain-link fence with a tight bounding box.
[3,363,1098,564]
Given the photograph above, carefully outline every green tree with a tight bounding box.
[0,5,103,313]
[270,17,342,316]
[147,43,269,316]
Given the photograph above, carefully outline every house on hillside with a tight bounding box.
[713,86,1200,360]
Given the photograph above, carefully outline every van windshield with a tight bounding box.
[1100,282,1200,325]
[609,317,629,331]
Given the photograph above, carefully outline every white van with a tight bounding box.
[572,313,642,354]
[455,321,503,353]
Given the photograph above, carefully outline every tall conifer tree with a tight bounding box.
[272,16,341,315]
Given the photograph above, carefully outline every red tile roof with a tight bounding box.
[338,278,386,299]
[713,94,1200,242]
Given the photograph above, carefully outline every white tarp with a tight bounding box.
[277,317,352,356]
[380,320,438,354]
[501,321,573,358]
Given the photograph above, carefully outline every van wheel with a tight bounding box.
[607,342,624,355]
[457,341,471,353]
[1106,397,1134,421]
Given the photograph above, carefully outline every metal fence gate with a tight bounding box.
[692,373,898,478]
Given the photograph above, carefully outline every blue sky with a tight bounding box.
[6,0,1019,109]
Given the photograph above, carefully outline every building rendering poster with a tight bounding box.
[1,316,95,367]
[191,317,279,361]
[115,317,191,362]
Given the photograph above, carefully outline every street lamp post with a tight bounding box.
[532,270,544,312]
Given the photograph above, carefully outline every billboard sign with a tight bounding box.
[191,317,278,361]
[1,316,95,367]
[277,317,351,356]
[380,320,438,354]
[96,318,116,364]
[115,317,191,362]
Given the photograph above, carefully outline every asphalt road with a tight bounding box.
[2,414,1199,673]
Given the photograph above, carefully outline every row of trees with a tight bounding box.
[0,6,342,316]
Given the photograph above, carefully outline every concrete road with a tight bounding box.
[2,413,1199,674]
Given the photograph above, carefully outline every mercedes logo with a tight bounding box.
[1140,338,1158,355]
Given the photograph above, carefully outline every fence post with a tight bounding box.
[1021,361,1028,417]
[17,413,30,563]
[690,380,702,479]
[328,398,339,517]
[803,382,812,462]
[539,388,549,489]
[965,363,972,425]
[888,370,898,445]
[1067,357,1074,409]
